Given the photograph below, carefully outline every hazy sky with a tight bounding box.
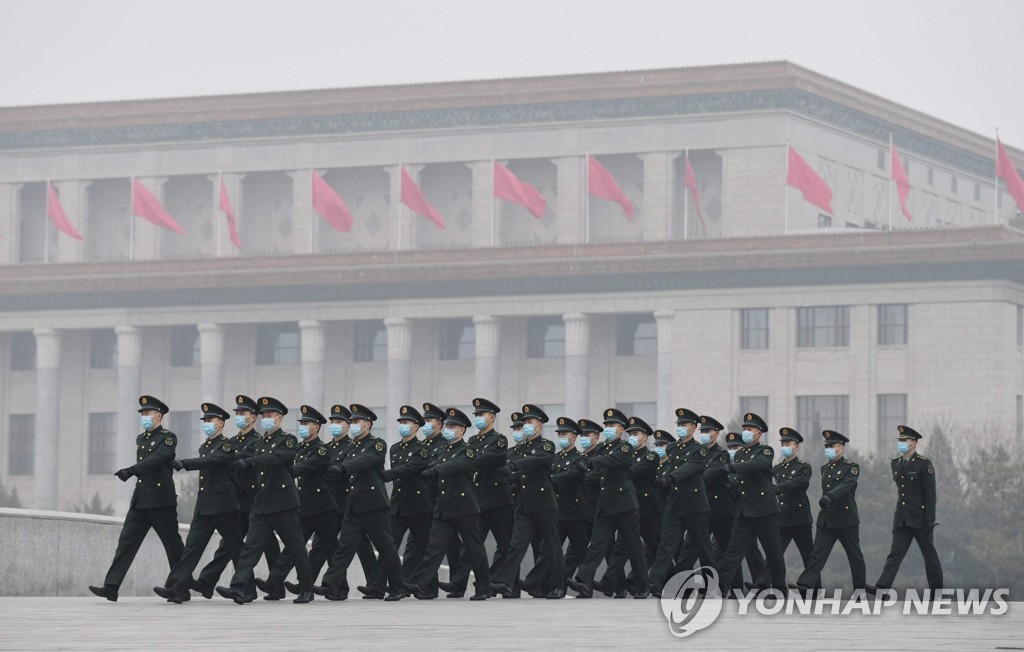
[2,0,1023,147]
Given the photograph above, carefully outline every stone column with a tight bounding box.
[554,157,585,244]
[563,313,590,418]
[290,169,315,254]
[655,309,676,428]
[0,183,17,264]
[53,180,87,263]
[198,323,224,403]
[300,320,326,410]
[385,318,412,446]
[473,315,500,401]
[641,152,675,241]
[33,328,61,510]
[114,326,142,516]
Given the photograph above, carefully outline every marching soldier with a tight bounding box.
[407,408,491,601]
[444,398,513,598]
[320,404,408,601]
[90,395,184,601]
[792,430,866,592]
[258,405,336,600]
[563,417,606,579]
[417,401,462,597]
[715,413,787,595]
[215,396,314,604]
[649,408,716,597]
[491,406,565,599]
[751,427,813,590]
[566,409,650,599]
[156,402,242,603]
[868,425,942,594]
[193,394,274,602]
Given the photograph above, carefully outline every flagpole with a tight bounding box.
[683,149,689,241]
[888,134,893,232]
[129,176,135,261]
[994,129,1000,225]
[491,159,496,247]
[43,180,50,263]
[396,163,403,252]
[584,154,590,244]
[783,143,789,236]
[215,171,223,256]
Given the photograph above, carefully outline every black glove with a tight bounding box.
[421,467,438,480]
[924,522,936,533]
[655,475,675,489]
[171,459,185,471]
[572,459,593,473]
[500,462,517,478]
[328,465,347,479]
[233,458,251,473]
[114,467,135,482]
[818,493,834,509]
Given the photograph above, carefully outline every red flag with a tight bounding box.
[46,182,83,240]
[493,161,546,219]
[890,146,913,221]
[786,146,833,214]
[218,177,242,249]
[311,170,353,233]
[131,179,184,234]
[997,139,1024,214]
[684,157,707,234]
[400,166,445,229]
[588,156,635,220]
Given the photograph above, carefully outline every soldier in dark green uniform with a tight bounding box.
[868,425,942,594]
[155,403,241,603]
[649,408,716,597]
[360,405,432,599]
[216,396,314,604]
[792,430,866,592]
[751,427,813,590]
[715,413,787,595]
[407,408,491,601]
[566,409,650,599]
[492,405,565,599]
[444,398,513,598]
[193,394,273,602]
[417,402,462,597]
[257,405,336,600]
[563,417,604,579]
[321,404,408,601]
[90,395,184,602]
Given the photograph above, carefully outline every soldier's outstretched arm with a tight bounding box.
[182,445,235,471]
[825,463,859,500]
[387,449,429,480]
[293,449,330,475]
[131,433,176,473]
[731,447,774,474]
[775,466,812,492]
[248,439,298,468]
[341,443,386,474]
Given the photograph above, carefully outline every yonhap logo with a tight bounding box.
[658,566,723,638]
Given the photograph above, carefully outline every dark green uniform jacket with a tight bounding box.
[508,436,557,514]
[551,448,588,522]
[325,435,353,511]
[465,430,513,511]
[665,438,710,516]
[180,434,239,517]
[293,439,336,516]
[891,453,936,529]
[774,457,813,527]
[383,438,432,517]
[249,428,300,516]
[131,427,178,509]
[701,445,736,520]
[727,443,781,518]
[631,447,663,518]
[817,457,860,529]
[587,442,640,517]
[428,439,480,520]
[337,434,390,515]
[229,429,262,512]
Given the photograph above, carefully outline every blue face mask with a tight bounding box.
[234,415,248,430]
[140,415,154,431]
[329,423,344,437]
[260,417,276,432]
[349,423,363,437]
[728,449,738,461]
[627,435,641,449]
[421,423,434,437]
[474,416,488,430]
[557,437,570,450]
[512,430,525,443]
[202,422,217,437]
[442,428,456,441]
[398,423,413,438]
[780,446,794,458]
[654,447,667,458]
[603,427,618,441]
[824,447,838,461]
[698,432,712,446]
[297,425,311,440]
[522,424,536,437]
[676,426,689,438]
[897,441,911,455]
[742,430,755,444]
[579,437,592,450]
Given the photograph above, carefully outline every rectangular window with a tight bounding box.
[353,321,387,363]
[256,323,300,365]
[616,314,657,356]
[10,331,36,371]
[170,325,200,367]
[8,414,35,476]
[797,306,850,348]
[740,308,770,350]
[166,410,201,453]
[90,329,117,369]
[616,402,656,427]
[877,394,907,451]
[88,412,118,475]
[796,395,849,442]
[818,214,833,228]
[526,316,565,358]
[739,397,769,426]
[439,318,475,361]
[878,304,908,346]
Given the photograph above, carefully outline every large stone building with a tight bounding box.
[1,61,1023,514]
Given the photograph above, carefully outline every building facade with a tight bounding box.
[1,61,1023,514]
